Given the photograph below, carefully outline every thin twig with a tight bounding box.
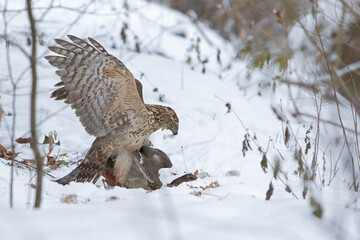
[7,159,56,178]
[299,111,359,134]
[181,146,189,173]
[2,0,17,209]
[0,3,149,16]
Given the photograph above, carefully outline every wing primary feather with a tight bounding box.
[68,35,96,52]
[45,55,71,69]
[51,87,67,99]
[88,37,109,55]
[48,46,74,57]
[54,81,64,87]
[55,69,67,77]
[55,38,85,52]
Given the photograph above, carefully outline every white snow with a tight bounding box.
[0,0,359,239]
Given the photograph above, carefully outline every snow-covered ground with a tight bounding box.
[0,1,359,239]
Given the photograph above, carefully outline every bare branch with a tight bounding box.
[2,0,16,209]
[26,0,43,208]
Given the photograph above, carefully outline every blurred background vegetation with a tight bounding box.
[156,0,360,114]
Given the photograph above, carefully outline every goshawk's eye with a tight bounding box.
[148,118,155,124]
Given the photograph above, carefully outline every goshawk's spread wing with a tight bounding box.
[45,35,147,137]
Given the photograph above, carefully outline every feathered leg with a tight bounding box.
[112,152,134,187]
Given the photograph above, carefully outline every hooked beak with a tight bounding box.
[171,127,178,135]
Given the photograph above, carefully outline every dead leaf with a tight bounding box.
[15,137,32,144]
[22,159,36,164]
[261,153,268,173]
[225,103,231,113]
[187,184,198,189]
[47,155,56,164]
[273,9,283,24]
[197,171,210,179]
[240,27,246,40]
[225,170,240,177]
[194,170,199,176]
[61,194,78,204]
[106,196,119,201]
[58,153,68,157]
[266,181,274,200]
[199,181,220,191]
[188,181,220,193]
[3,151,18,160]
[167,173,197,187]
[42,135,51,144]
[9,152,18,159]
[46,155,59,169]
[190,191,202,197]
[271,106,284,121]
[0,144,8,157]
